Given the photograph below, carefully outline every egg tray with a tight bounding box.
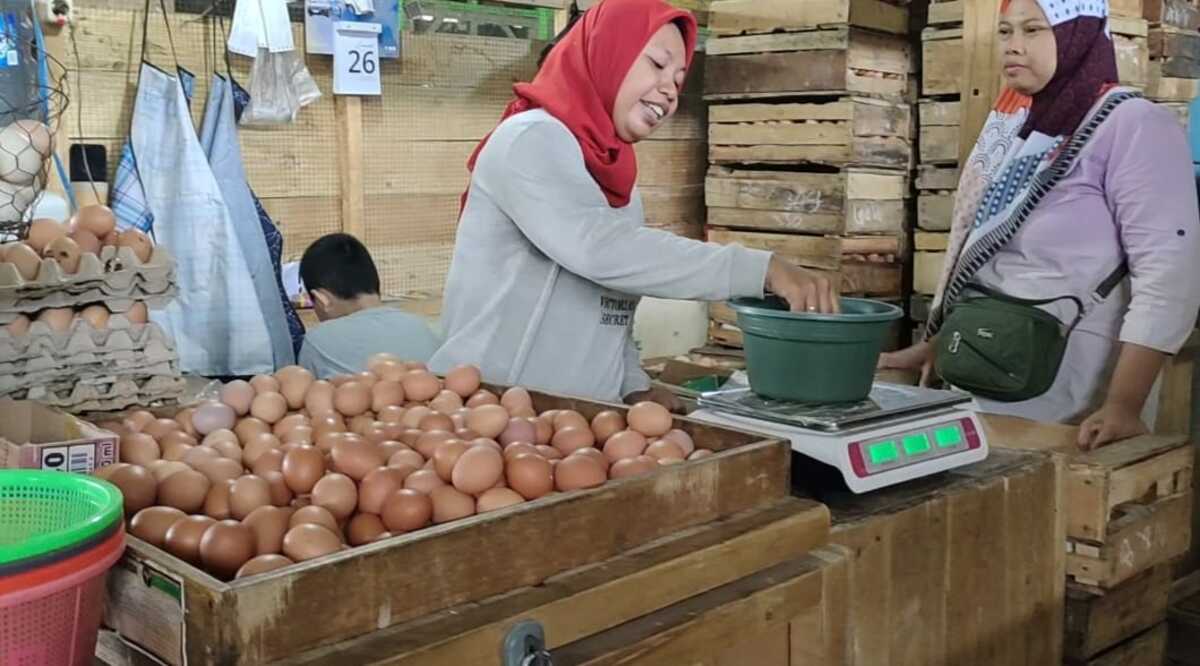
[0,279,175,319]
[0,245,176,295]
[0,317,174,363]
[11,374,185,413]
[0,359,181,395]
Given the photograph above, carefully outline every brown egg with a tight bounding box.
[377,440,408,459]
[498,418,537,447]
[42,236,81,273]
[236,554,294,579]
[289,505,341,536]
[174,408,198,437]
[229,475,272,520]
[261,471,294,507]
[414,430,457,459]
[403,469,446,495]
[36,308,74,332]
[354,467,407,515]
[551,426,595,456]
[147,460,191,483]
[4,314,30,336]
[591,411,627,444]
[201,427,239,447]
[506,454,554,500]
[430,485,476,524]
[93,462,128,482]
[644,439,686,462]
[275,366,315,410]
[503,442,539,462]
[142,418,179,442]
[603,430,648,462]
[78,304,110,329]
[164,515,216,564]
[203,479,234,520]
[250,392,288,424]
[367,353,404,377]
[109,465,157,515]
[312,473,358,520]
[499,387,533,413]
[443,365,482,398]
[26,218,65,253]
[331,439,385,481]
[195,457,244,485]
[125,302,149,324]
[354,371,379,390]
[281,425,314,446]
[348,414,376,436]
[346,513,387,546]
[282,524,342,562]
[661,429,696,456]
[572,447,610,473]
[628,402,673,438]
[476,488,526,513]
[219,380,255,416]
[451,446,504,495]
[272,413,308,437]
[402,370,441,402]
[252,448,286,477]
[535,445,563,460]
[431,440,468,482]
[554,455,607,492]
[429,389,464,415]
[380,489,433,532]
[125,411,156,432]
[688,449,715,461]
[192,401,236,436]
[116,228,154,263]
[281,445,326,494]
[330,374,354,388]
[206,438,243,464]
[101,231,118,247]
[333,382,371,417]
[377,405,406,424]
[466,405,510,440]
[470,438,502,453]
[366,380,403,413]
[388,449,425,470]
[609,455,659,480]
[532,417,553,446]
[242,432,281,468]
[304,380,335,415]
[243,505,293,555]
[129,506,186,548]
[69,228,101,255]
[466,390,500,408]
[158,469,211,513]
[181,445,220,468]
[400,406,432,429]
[74,204,116,238]
[120,432,160,465]
[4,242,40,280]
[419,412,455,433]
[200,520,256,579]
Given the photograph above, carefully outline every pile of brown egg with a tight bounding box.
[95,355,713,581]
[1,207,155,281]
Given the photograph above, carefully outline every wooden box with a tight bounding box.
[1168,588,1200,664]
[707,0,908,37]
[103,391,798,665]
[927,0,964,26]
[1144,0,1200,30]
[705,166,908,236]
[704,28,910,101]
[913,250,945,295]
[984,417,1193,589]
[1146,69,1200,101]
[1114,27,1152,89]
[707,97,912,169]
[917,193,955,231]
[918,100,961,165]
[1113,0,1146,18]
[1065,565,1171,661]
[705,228,904,296]
[916,165,960,191]
[922,27,964,95]
[1150,25,1200,78]
[914,231,949,252]
[1068,623,1168,666]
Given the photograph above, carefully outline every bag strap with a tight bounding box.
[963,259,1129,335]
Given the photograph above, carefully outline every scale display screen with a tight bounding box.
[850,418,981,478]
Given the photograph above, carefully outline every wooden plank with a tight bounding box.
[635,140,708,186]
[704,45,909,101]
[1146,73,1200,102]
[928,0,964,25]
[708,0,908,37]
[1112,15,1151,37]
[709,97,911,139]
[913,251,945,295]
[917,193,955,231]
[336,96,365,240]
[919,99,961,127]
[1071,623,1167,666]
[706,228,898,270]
[909,293,933,322]
[278,499,831,665]
[915,231,950,251]
[1168,588,1200,664]
[1066,493,1192,589]
[921,31,964,95]
[961,0,1004,164]
[642,185,706,239]
[706,26,855,56]
[916,165,961,191]
[709,139,911,168]
[1112,0,1146,18]
[789,547,852,666]
[1154,352,1194,435]
[1069,436,1193,542]
[1115,34,1152,86]
[1151,26,1200,59]
[552,550,844,666]
[920,125,961,164]
[1144,0,1200,30]
[1064,566,1172,661]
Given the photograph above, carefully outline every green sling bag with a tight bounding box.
[933,266,1127,403]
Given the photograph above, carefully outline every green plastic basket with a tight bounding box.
[0,471,123,567]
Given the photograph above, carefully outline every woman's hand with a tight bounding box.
[765,256,840,314]
[878,340,937,386]
[625,386,685,414]
[1077,401,1149,450]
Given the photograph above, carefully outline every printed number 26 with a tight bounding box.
[349,48,376,74]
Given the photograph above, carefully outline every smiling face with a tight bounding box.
[998,0,1058,95]
[611,22,687,143]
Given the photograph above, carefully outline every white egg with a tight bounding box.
[0,121,51,186]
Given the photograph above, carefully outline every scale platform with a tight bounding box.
[691,380,988,493]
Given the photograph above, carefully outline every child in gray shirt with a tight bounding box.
[297,234,441,378]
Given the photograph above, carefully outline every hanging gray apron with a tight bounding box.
[199,73,295,366]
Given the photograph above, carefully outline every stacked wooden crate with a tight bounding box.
[987,416,1195,666]
[701,0,912,349]
[1145,0,1200,128]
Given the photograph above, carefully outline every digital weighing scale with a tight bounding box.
[691,379,988,493]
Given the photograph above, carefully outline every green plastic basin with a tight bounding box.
[729,296,903,403]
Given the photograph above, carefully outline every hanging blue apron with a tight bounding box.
[198,73,295,366]
[131,61,274,375]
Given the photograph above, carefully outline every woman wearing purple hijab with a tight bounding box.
[881,0,1200,449]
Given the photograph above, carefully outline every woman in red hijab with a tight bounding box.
[429,0,837,408]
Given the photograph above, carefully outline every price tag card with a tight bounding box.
[333,21,382,96]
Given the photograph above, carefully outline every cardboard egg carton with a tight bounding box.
[0,317,174,363]
[12,374,186,413]
[0,245,176,295]
[0,359,179,395]
[0,278,175,317]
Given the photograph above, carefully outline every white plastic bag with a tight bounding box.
[240,48,299,127]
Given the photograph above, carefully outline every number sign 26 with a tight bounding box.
[333,21,382,96]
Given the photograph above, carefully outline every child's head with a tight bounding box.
[299,233,381,322]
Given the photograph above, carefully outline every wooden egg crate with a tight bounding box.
[983,416,1194,590]
[1065,565,1172,663]
[103,389,810,665]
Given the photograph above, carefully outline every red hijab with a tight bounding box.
[462,0,698,211]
